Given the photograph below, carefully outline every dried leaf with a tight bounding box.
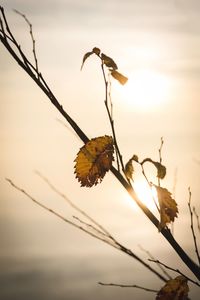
[132,154,139,162]
[156,276,189,300]
[111,70,128,85]
[155,186,178,231]
[92,47,101,55]
[101,53,118,70]
[142,158,166,180]
[153,162,166,179]
[124,158,134,180]
[74,136,114,187]
[80,51,93,70]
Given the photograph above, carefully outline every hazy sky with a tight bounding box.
[1,1,200,299]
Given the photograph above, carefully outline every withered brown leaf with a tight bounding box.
[74,136,114,187]
[101,53,118,70]
[155,186,178,231]
[156,276,189,300]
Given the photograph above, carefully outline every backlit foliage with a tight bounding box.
[74,136,114,187]
[155,186,178,231]
[81,47,128,85]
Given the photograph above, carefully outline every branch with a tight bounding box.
[98,282,158,293]
[5,178,111,245]
[188,188,200,265]
[6,177,168,283]
[101,63,124,173]
[193,207,200,234]
[138,244,172,280]
[158,136,164,186]
[149,259,200,287]
[1,6,200,281]
[13,9,39,77]
[35,170,112,238]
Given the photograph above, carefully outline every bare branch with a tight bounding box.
[158,136,164,186]
[193,207,200,234]
[14,9,39,77]
[56,118,81,141]
[149,259,200,287]
[34,172,168,282]
[101,63,124,173]
[72,215,118,248]
[138,244,172,280]
[98,282,158,293]
[6,177,167,283]
[5,178,110,244]
[35,171,112,238]
[188,187,200,265]
[171,167,178,236]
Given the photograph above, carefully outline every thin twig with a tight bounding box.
[188,188,200,265]
[34,172,167,281]
[108,73,113,120]
[6,178,168,282]
[158,137,164,187]
[56,118,81,141]
[193,207,200,234]
[5,178,111,245]
[35,171,112,238]
[149,259,200,287]
[14,9,39,78]
[138,162,160,213]
[101,63,124,173]
[73,215,110,239]
[107,73,121,170]
[138,244,172,280]
[98,282,158,292]
[171,167,178,236]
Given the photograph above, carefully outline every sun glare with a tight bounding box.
[123,180,158,212]
[117,68,171,112]
[134,180,158,211]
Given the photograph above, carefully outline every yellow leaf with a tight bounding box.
[156,276,189,300]
[101,53,118,70]
[155,186,178,231]
[74,136,114,187]
[111,70,128,85]
[124,158,134,181]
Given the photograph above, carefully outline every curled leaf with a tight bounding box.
[124,158,134,181]
[74,136,114,187]
[111,70,128,85]
[101,53,118,70]
[132,154,139,162]
[142,158,166,180]
[153,162,166,179]
[92,47,101,56]
[155,186,178,231]
[80,51,93,70]
[156,276,189,300]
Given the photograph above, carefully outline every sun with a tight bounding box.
[116,68,171,112]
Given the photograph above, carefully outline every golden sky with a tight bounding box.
[0,1,200,299]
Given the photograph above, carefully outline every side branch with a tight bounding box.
[149,259,200,287]
[98,282,158,293]
[188,188,200,265]
[6,178,167,282]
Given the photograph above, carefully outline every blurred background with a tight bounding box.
[1,0,200,299]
